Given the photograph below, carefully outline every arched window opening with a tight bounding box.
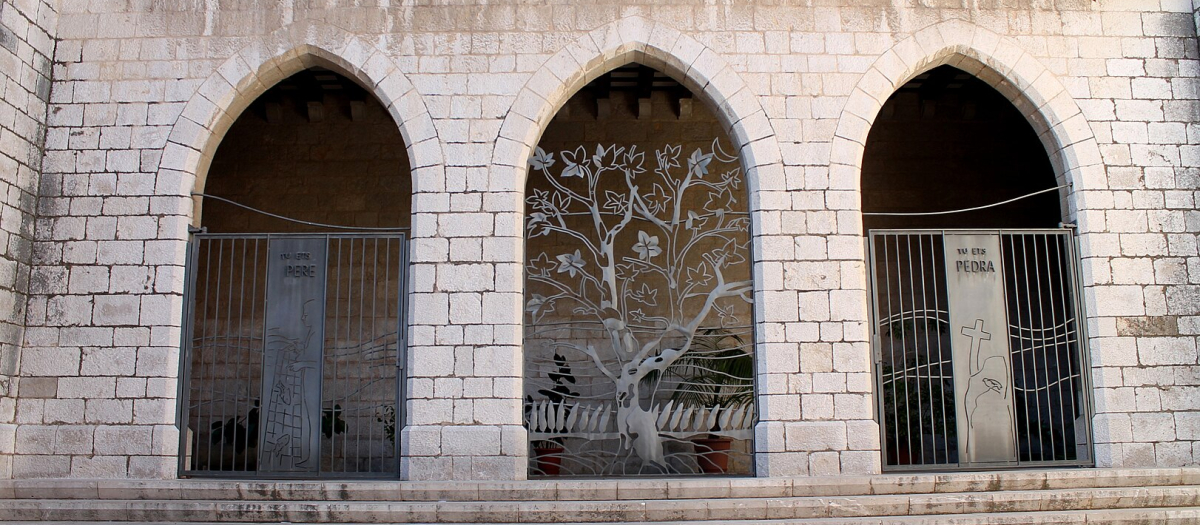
[863,66,1092,472]
[862,65,1061,230]
[201,67,412,232]
[180,67,411,479]
[524,64,756,477]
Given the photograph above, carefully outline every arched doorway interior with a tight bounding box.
[523,64,757,477]
[179,67,412,478]
[863,66,1093,471]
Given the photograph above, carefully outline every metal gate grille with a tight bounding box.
[178,233,407,478]
[868,229,1093,471]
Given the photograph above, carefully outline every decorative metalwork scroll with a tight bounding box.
[524,140,755,476]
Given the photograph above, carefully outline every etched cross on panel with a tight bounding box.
[943,234,1018,465]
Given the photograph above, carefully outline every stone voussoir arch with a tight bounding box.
[833,18,1117,468]
[491,15,785,196]
[157,19,444,229]
[493,15,793,472]
[830,18,1107,225]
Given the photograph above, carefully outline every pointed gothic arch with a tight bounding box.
[159,21,440,478]
[499,16,792,476]
[842,20,1103,472]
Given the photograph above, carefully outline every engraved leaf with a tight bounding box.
[706,404,721,430]
[597,403,611,432]
[560,146,587,178]
[565,402,579,430]
[656,144,681,171]
[529,147,555,171]
[668,403,685,431]
[556,249,586,277]
[718,405,734,430]
[603,190,629,214]
[643,183,671,215]
[629,283,658,307]
[686,262,712,288]
[656,400,674,429]
[525,294,555,323]
[624,146,645,175]
[730,406,746,430]
[631,230,662,260]
[578,407,590,432]
[688,148,713,178]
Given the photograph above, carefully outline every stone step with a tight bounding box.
[3,507,1200,524]
[2,468,1196,502]
[2,485,1198,522]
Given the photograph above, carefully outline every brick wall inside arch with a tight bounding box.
[201,68,412,233]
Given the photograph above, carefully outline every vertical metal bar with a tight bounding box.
[1004,235,1028,462]
[254,235,271,475]
[1067,230,1094,461]
[357,237,367,472]
[207,238,224,470]
[247,238,261,473]
[221,238,237,471]
[232,239,247,472]
[178,236,200,475]
[330,237,342,473]
[396,234,408,477]
[1029,234,1048,461]
[906,234,925,463]
[868,233,889,468]
[1051,233,1078,459]
[916,235,934,465]
[1042,233,1067,461]
[344,238,354,474]
[226,238,238,471]
[1021,234,1045,463]
[196,239,213,472]
[892,234,910,465]
[318,235,331,477]
[370,237,380,472]
[928,233,949,465]
[901,234,919,464]
[881,234,900,465]
[379,237,389,472]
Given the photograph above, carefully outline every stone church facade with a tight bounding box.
[0,0,1197,482]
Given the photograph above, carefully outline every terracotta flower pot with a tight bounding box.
[533,446,564,476]
[692,437,732,474]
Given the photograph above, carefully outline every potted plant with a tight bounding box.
[205,399,349,471]
[645,328,753,473]
[208,399,260,470]
[528,352,578,475]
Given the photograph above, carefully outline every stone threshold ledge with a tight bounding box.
[0,468,1195,502]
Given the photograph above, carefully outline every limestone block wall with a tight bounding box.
[0,0,56,478]
[11,1,1200,479]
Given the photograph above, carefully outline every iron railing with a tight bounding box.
[178,233,407,479]
[868,229,1093,471]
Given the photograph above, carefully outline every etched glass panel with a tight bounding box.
[524,140,755,476]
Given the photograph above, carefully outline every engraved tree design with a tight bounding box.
[525,140,753,471]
